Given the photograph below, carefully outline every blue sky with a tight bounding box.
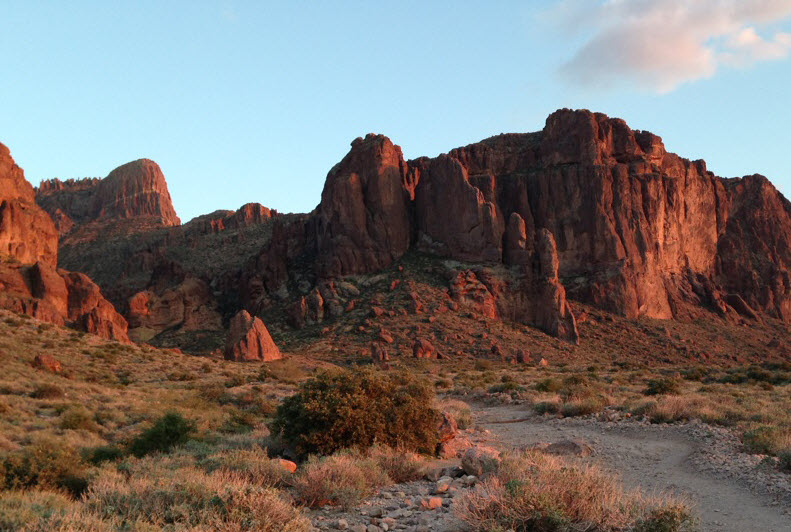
[2,1,791,222]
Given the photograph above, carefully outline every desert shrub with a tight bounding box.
[292,452,390,508]
[681,367,708,381]
[534,400,562,415]
[535,378,562,393]
[85,445,124,465]
[83,465,309,531]
[779,451,791,473]
[561,396,607,417]
[488,381,524,393]
[1,437,89,497]
[200,449,290,488]
[0,490,78,531]
[633,505,699,532]
[474,359,493,371]
[129,412,196,457]
[644,378,681,396]
[455,451,695,532]
[742,426,791,455]
[220,409,259,433]
[30,383,64,399]
[366,445,424,483]
[269,369,439,457]
[59,406,99,431]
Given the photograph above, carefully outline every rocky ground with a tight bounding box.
[309,401,791,532]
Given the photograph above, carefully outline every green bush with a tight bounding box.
[269,369,439,457]
[644,378,681,396]
[0,437,89,497]
[129,412,196,457]
[779,451,791,473]
[85,445,124,465]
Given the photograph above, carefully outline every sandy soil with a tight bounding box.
[473,403,791,532]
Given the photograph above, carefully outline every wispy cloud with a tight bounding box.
[554,0,791,93]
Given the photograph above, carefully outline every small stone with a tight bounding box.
[420,497,443,510]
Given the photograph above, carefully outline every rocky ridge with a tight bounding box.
[14,108,791,354]
[0,143,129,341]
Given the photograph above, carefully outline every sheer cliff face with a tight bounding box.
[36,158,180,236]
[315,134,411,277]
[302,109,791,323]
[0,142,59,265]
[0,143,129,342]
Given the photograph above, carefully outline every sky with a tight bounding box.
[2,1,791,222]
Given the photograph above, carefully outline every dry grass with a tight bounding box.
[436,398,472,429]
[455,450,696,532]
[80,464,309,531]
[292,452,391,509]
[199,448,291,488]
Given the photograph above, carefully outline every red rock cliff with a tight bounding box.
[36,158,180,235]
[0,142,129,342]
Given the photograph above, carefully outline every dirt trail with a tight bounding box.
[472,403,791,532]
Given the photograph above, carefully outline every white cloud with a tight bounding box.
[554,0,791,92]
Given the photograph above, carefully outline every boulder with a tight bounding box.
[461,446,501,477]
[32,354,61,374]
[413,338,436,359]
[224,310,281,362]
[436,412,458,445]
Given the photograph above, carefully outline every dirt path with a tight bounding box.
[472,403,791,532]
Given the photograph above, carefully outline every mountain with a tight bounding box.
[7,108,789,361]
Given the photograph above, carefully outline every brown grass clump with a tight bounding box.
[199,448,291,488]
[366,445,425,483]
[81,462,309,531]
[742,425,791,456]
[436,398,472,429]
[292,452,391,509]
[455,451,696,532]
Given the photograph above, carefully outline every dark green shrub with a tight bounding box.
[84,445,124,465]
[220,409,258,433]
[779,451,791,473]
[30,383,64,399]
[269,369,439,457]
[1,437,88,497]
[533,401,561,415]
[129,412,196,457]
[644,378,681,396]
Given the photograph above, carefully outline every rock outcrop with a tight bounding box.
[127,276,221,342]
[0,143,59,265]
[36,158,180,235]
[20,108,791,351]
[0,142,129,342]
[315,134,411,277]
[224,310,281,362]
